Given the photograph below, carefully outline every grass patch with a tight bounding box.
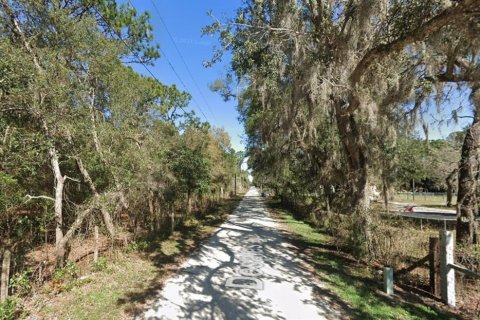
[393,194,452,206]
[271,205,460,320]
[275,210,328,245]
[27,195,244,320]
[160,239,180,256]
[35,253,158,320]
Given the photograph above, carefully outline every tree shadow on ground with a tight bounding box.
[119,195,352,319]
[115,197,242,317]
[117,193,460,320]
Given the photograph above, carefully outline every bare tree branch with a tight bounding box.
[25,195,55,202]
[64,176,81,183]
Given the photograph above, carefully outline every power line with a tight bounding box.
[158,46,210,121]
[92,4,201,119]
[149,0,218,122]
[124,0,210,123]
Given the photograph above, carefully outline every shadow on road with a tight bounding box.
[122,192,352,319]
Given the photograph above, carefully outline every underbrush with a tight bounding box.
[15,195,243,319]
[269,199,480,318]
[270,203,461,320]
[0,297,22,320]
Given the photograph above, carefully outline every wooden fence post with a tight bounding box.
[429,237,440,296]
[440,230,455,307]
[94,225,99,262]
[1,249,11,302]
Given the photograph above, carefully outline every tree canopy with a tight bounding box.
[206,0,480,250]
[0,0,245,268]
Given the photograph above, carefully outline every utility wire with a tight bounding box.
[92,5,188,115]
[92,4,200,119]
[157,47,210,121]
[124,0,210,122]
[149,0,218,122]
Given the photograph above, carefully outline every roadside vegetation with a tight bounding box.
[0,1,248,318]
[25,197,241,320]
[268,195,480,317]
[206,0,480,250]
[2,0,480,319]
[270,202,464,320]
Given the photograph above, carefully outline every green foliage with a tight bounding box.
[9,269,32,297]
[160,239,180,256]
[0,297,20,320]
[0,3,244,316]
[0,173,23,211]
[50,261,80,293]
[127,240,149,253]
[393,134,462,191]
[53,261,79,282]
[205,0,480,257]
[96,0,160,63]
[173,146,212,195]
[275,206,458,320]
[395,136,429,187]
[0,0,241,255]
[91,257,108,272]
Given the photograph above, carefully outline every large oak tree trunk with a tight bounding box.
[335,105,373,255]
[456,85,480,245]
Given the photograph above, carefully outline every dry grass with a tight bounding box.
[22,195,244,320]
[370,208,480,318]
[28,252,158,320]
[269,203,461,320]
[271,199,480,318]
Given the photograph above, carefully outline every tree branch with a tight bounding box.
[57,207,95,249]
[25,195,55,202]
[64,176,81,183]
[0,0,44,73]
[348,0,480,100]
[423,70,480,83]
[224,22,306,35]
[75,157,97,194]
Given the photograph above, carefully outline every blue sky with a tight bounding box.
[127,0,244,151]
[419,86,472,140]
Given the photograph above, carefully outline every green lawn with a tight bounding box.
[272,207,460,320]
[393,193,454,207]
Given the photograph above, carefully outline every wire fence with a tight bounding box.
[395,191,449,198]
[394,192,454,206]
